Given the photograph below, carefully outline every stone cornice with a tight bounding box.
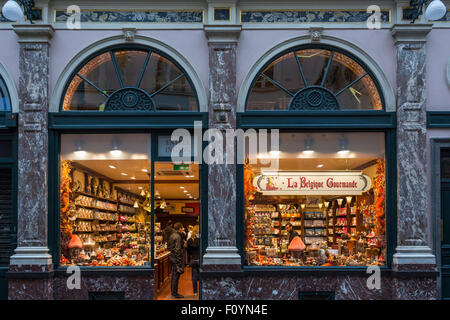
[204,24,242,44]
[13,24,54,43]
[391,23,433,43]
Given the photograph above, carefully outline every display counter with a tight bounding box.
[154,251,172,293]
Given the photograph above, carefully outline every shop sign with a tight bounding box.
[174,164,190,171]
[253,171,371,195]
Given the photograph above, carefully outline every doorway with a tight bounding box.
[153,161,200,300]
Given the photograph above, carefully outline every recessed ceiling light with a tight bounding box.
[183,190,188,193]
[180,186,185,189]
[138,187,143,190]
[141,169,148,172]
[109,165,116,169]
[121,173,128,176]
[130,177,136,180]
[317,164,324,168]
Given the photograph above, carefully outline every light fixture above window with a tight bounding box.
[338,136,350,155]
[1,0,38,23]
[303,136,314,155]
[110,139,122,156]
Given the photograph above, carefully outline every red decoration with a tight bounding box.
[288,236,306,251]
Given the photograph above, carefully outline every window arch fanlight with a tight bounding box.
[61,45,199,111]
[0,74,11,111]
[246,44,385,111]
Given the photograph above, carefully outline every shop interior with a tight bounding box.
[59,134,200,300]
[244,132,386,267]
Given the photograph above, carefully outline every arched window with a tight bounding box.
[246,45,384,111]
[61,46,199,111]
[0,74,11,111]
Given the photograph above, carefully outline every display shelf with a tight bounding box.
[74,191,117,203]
[74,204,118,212]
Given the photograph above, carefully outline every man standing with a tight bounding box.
[168,223,185,298]
[162,220,175,245]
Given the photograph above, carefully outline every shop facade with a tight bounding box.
[0,0,449,300]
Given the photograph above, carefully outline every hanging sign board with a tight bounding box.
[253,171,371,195]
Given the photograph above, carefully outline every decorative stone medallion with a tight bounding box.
[289,86,340,111]
[105,88,154,111]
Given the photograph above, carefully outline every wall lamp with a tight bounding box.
[408,0,447,23]
[1,0,37,23]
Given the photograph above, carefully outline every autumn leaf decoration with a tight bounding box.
[60,160,73,237]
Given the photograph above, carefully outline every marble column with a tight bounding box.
[202,24,242,269]
[8,24,54,300]
[391,24,436,270]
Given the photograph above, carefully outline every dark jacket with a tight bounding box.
[168,231,185,272]
[187,236,199,262]
[162,225,175,244]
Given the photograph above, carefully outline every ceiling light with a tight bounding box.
[110,149,122,156]
[317,164,324,168]
[180,186,185,189]
[269,150,280,157]
[1,1,24,22]
[425,0,447,21]
[74,150,87,157]
[183,190,188,193]
[121,173,128,176]
[141,169,148,172]
[303,136,314,154]
[338,136,350,154]
[130,177,136,180]
[110,139,122,156]
[138,186,143,190]
[109,165,116,169]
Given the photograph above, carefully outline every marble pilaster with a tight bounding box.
[202,24,242,268]
[391,24,436,269]
[8,24,54,300]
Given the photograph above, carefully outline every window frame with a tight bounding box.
[59,44,200,112]
[237,126,397,271]
[244,44,386,112]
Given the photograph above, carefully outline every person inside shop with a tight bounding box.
[286,222,305,260]
[162,220,175,245]
[168,222,186,299]
[187,225,200,296]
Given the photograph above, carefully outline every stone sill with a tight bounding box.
[53,266,154,277]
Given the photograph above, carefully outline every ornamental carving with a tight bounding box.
[105,88,154,111]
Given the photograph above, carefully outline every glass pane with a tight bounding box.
[337,75,382,110]
[60,133,151,267]
[244,132,386,267]
[442,148,450,179]
[262,51,305,94]
[296,49,332,86]
[140,53,183,96]
[63,52,120,110]
[323,51,366,94]
[63,79,107,111]
[246,74,292,110]
[114,50,148,87]
[152,76,197,111]
[0,76,11,111]
[246,47,384,111]
[0,140,11,158]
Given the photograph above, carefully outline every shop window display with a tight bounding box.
[60,134,152,267]
[244,132,386,267]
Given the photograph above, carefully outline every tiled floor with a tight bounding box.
[156,267,199,300]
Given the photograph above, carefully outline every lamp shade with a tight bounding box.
[2,0,23,22]
[425,0,447,21]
